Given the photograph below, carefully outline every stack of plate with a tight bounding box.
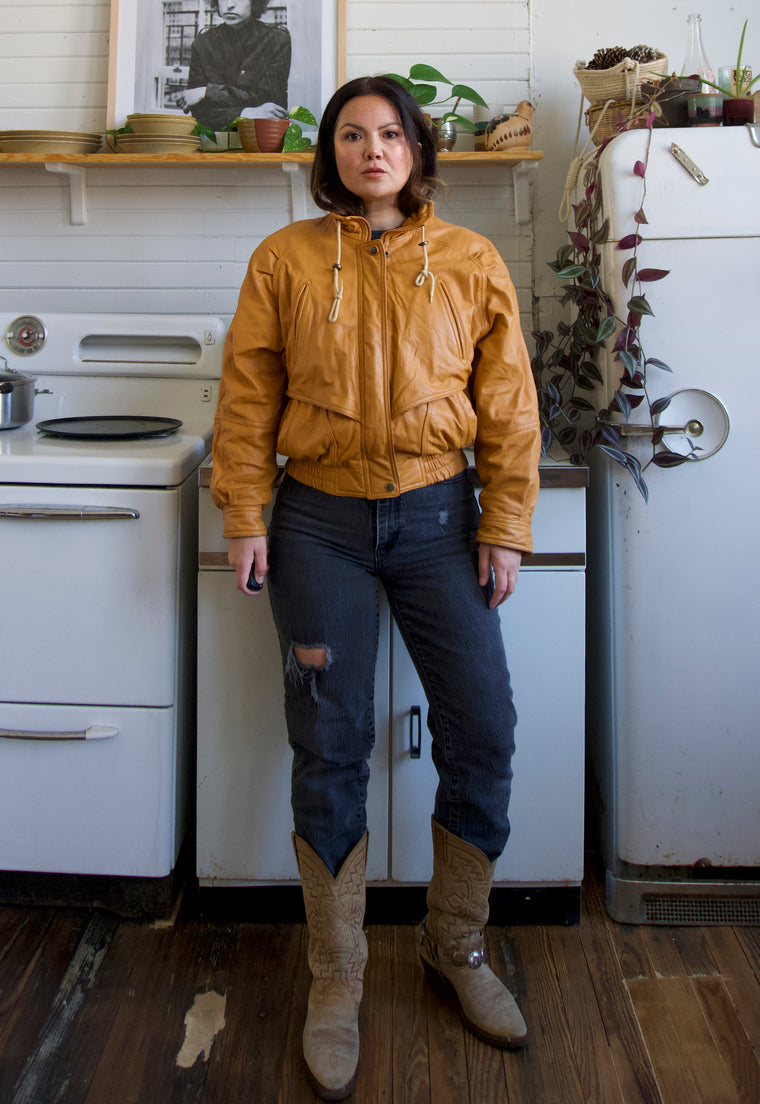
[0,130,102,155]
[114,113,200,154]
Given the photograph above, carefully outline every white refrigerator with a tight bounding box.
[586,125,760,924]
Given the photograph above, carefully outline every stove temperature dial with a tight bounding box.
[5,315,46,356]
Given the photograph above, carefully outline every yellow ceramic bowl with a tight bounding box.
[126,113,197,136]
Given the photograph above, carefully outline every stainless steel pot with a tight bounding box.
[0,363,37,429]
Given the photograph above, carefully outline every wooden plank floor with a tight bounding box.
[1,859,759,1103]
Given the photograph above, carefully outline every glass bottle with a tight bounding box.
[681,13,715,92]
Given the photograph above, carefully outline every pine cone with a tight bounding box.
[586,46,628,70]
[585,44,659,70]
[627,44,659,63]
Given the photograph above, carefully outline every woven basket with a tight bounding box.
[574,53,668,105]
[584,100,650,146]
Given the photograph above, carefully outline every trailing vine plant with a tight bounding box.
[531,89,696,500]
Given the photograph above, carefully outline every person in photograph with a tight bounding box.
[174,0,290,130]
[212,75,539,1099]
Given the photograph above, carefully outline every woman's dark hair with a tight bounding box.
[211,0,270,17]
[311,76,439,217]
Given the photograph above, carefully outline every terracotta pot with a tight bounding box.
[722,98,755,126]
[253,118,290,152]
[236,120,259,152]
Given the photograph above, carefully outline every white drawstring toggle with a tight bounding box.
[415,230,435,302]
[328,220,344,322]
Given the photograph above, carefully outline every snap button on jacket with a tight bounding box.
[211,204,541,552]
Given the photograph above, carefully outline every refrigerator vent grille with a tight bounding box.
[643,894,760,926]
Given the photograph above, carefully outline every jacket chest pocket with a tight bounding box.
[288,281,312,366]
[437,280,467,363]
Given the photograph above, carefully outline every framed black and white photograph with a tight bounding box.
[107,0,346,131]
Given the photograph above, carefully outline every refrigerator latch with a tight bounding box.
[670,143,709,186]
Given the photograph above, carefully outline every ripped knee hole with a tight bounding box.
[292,645,329,669]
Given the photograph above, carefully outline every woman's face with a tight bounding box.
[333,95,415,219]
[218,0,251,24]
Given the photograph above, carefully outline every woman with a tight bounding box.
[211,75,540,1099]
[175,0,290,130]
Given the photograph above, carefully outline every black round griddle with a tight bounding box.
[36,415,183,440]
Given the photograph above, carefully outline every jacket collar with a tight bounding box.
[330,203,434,240]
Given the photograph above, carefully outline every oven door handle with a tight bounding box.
[0,725,118,741]
[0,505,140,520]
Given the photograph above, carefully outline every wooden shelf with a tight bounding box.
[0,148,543,225]
[0,149,542,166]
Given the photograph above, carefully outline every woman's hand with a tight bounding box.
[228,535,269,594]
[250,101,287,118]
[174,86,207,112]
[478,543,523,608]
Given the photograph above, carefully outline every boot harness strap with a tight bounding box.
[418,921,486,969]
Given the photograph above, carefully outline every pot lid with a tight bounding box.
[0,364,36,393]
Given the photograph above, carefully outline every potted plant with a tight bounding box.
[531,86,701,500]
[226,105,318,153]
[699,19,759,124]
[385,64,488,149]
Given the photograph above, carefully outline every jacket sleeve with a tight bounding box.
[470,247,541,554]
[210,244,287,538]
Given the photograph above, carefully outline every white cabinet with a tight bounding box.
[197,465,586,896]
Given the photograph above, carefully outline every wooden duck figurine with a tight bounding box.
[484,102,534,151]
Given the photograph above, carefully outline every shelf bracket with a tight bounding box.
[281,161,308,222]
[45,162,88,225]
[512,161,537,225]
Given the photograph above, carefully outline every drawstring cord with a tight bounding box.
[415,227,435,302]
[328,220,344,323]
[328,219,435,320]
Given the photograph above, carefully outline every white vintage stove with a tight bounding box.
[0,312,224,911]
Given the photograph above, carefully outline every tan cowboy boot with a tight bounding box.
[293,831,368,1099]
[417,818,528,1048]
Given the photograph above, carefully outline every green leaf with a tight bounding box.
[191,122,215,141]
[628,295,654,316]
[591,218,610,245]
[282,123,312,151]
[595,316,617,344]
[411,84,438,106]
[441,113,477,130]
[650,396,671,416]
[450,83,489,108]
[289,105,318,127]
[409,63,450,83]
[385,73,413,89]
[555,264,586,280]
[645,357,672,372]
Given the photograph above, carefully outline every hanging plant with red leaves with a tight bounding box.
[531,97,697,500]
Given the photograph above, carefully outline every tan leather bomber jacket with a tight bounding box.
[211,203,541,552]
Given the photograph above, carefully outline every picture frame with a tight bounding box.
[107,0,347,130]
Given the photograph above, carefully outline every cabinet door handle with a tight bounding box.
[409,705,422,759]
[0,505,140,521]
[0,725,118,741]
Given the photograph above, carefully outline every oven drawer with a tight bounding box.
[0,483,189,706]
[0,702,180,877]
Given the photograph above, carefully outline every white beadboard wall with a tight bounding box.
[0,0,750,328]
[0,0,532,326]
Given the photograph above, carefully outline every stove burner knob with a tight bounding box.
[6,315,46,356]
